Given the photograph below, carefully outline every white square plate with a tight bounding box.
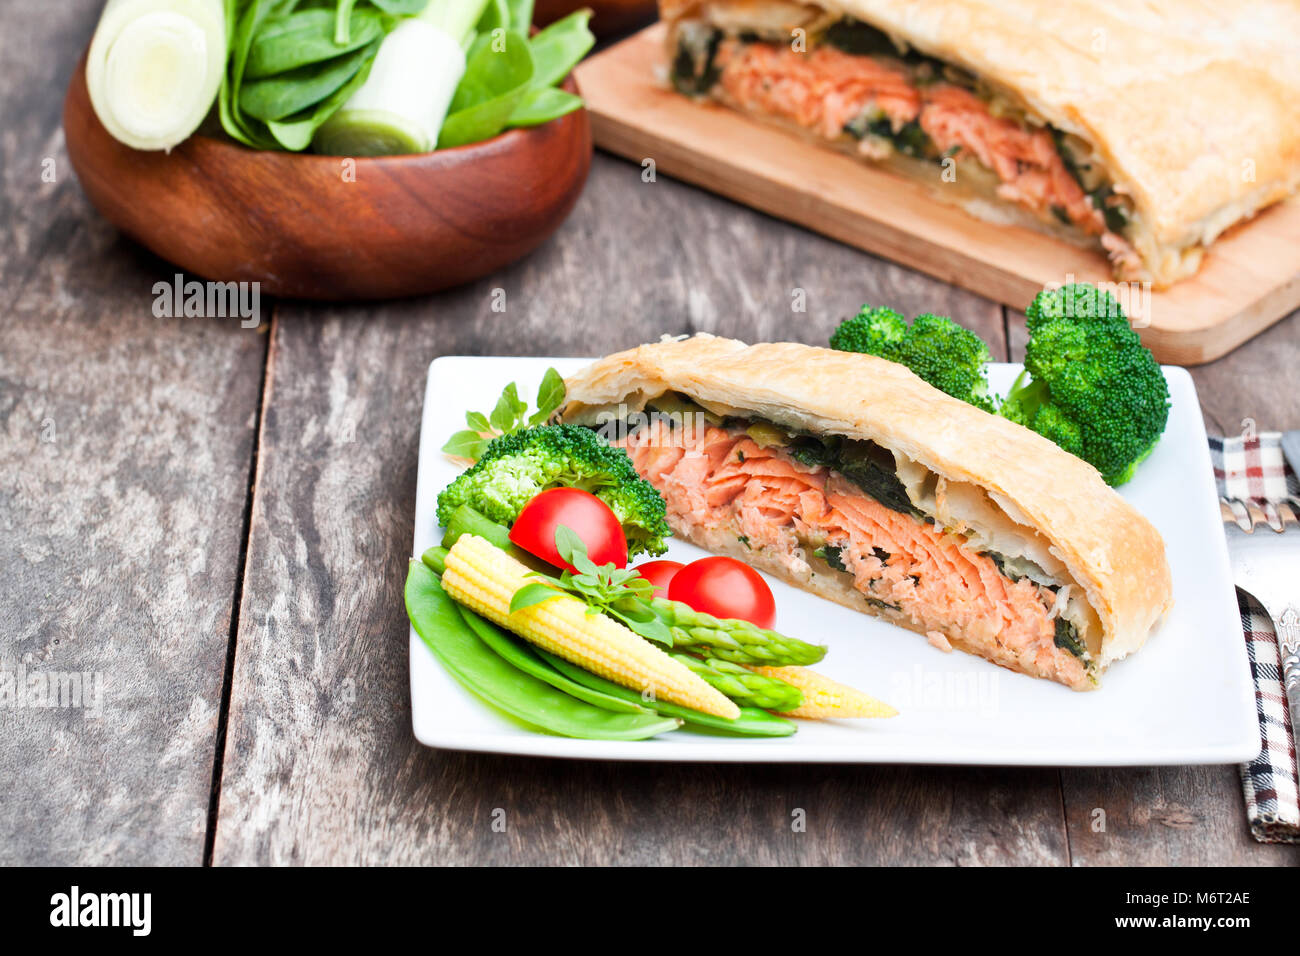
[409,357,1258,765]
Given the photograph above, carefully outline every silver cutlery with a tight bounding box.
[1221,497,1300,735]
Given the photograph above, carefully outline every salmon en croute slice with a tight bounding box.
[560,336,1172,690]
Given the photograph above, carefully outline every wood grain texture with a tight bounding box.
[1061,767,1298,866]
[210,155,1071,865]
[8,2,1295,865]
[575,25,1300,365]
[0,0,266,864]
[63,61,592,300]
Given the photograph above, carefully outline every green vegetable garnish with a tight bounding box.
[830,306,995,412]
[405,560,681,739]
[1000,283,1170,486]
[510,526,676,646]
[536,650,798,737]
[437,424,672,558]
[442,367,565,460]
[829,282,1168,485]
[220,0,593,155]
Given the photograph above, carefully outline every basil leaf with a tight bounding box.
[441,429,488,459]
[509,582,562,613]
[465,410,491,432]
[529,367,566,424]
[553,525,586,567]
[489,382,524,433]
[612,608,675,647]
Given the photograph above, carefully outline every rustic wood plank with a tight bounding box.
[210,154,1070,865]
[0,0,266,864]
[1061,767,1299,865]
[575,24,1300,365]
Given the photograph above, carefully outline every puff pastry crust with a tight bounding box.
[561,335,1173,683]
[661,0,1300,286]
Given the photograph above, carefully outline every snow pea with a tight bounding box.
[453,605,652,715]
[405,561,681,741]
[536,649,799,738]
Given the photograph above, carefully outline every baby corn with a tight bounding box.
[746,665,897,719]
[442,535,740,719]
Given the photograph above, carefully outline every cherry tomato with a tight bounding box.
[667,556,777,628]
[509,488,628,571]
[632,560,684,598]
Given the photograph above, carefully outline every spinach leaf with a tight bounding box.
[476,0,511,32]
[526,10,595,89]
[368,0,429,12]
[438,30,535,148]
[240,40,377,121]
[219,0,286,148]
[266,48,377,150]
[247,7,384,78]
[506,0,533,30]
[507,86,583,127]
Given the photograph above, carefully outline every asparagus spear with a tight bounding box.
[670,653,803,711]
[650,598,828,666]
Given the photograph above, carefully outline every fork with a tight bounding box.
[1220,497,1300,733]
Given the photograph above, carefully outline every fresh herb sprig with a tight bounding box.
[509,527,675,646]
[441,367,565,460]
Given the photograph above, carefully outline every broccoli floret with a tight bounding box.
[831,306,994,411]
[1000,283,1169,485]
[436,425,671,557]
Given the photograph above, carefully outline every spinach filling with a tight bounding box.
[785,434,920,517]
[814,544,850,572]
[844,113,935,159]
[670,28,721,95]
[1053,617,1087,660]
[821,18,898,57]
[1052,128,1128,233]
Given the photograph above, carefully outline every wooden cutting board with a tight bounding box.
[574,24,1300,365]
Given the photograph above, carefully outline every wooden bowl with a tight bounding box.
[535,0,657,36]
[63,53,592,300]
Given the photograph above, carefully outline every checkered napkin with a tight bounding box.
[1209,432,1300,844]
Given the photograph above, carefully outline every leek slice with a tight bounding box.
[86,0,226,151]
[312,0,491,156]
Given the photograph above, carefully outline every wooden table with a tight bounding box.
[3,1,1297,866]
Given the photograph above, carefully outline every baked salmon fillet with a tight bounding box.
[662,0,1300,287]
[560,336,1173,690]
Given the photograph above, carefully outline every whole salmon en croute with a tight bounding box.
[560,336,1172,690]
[661,0,1300,287]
